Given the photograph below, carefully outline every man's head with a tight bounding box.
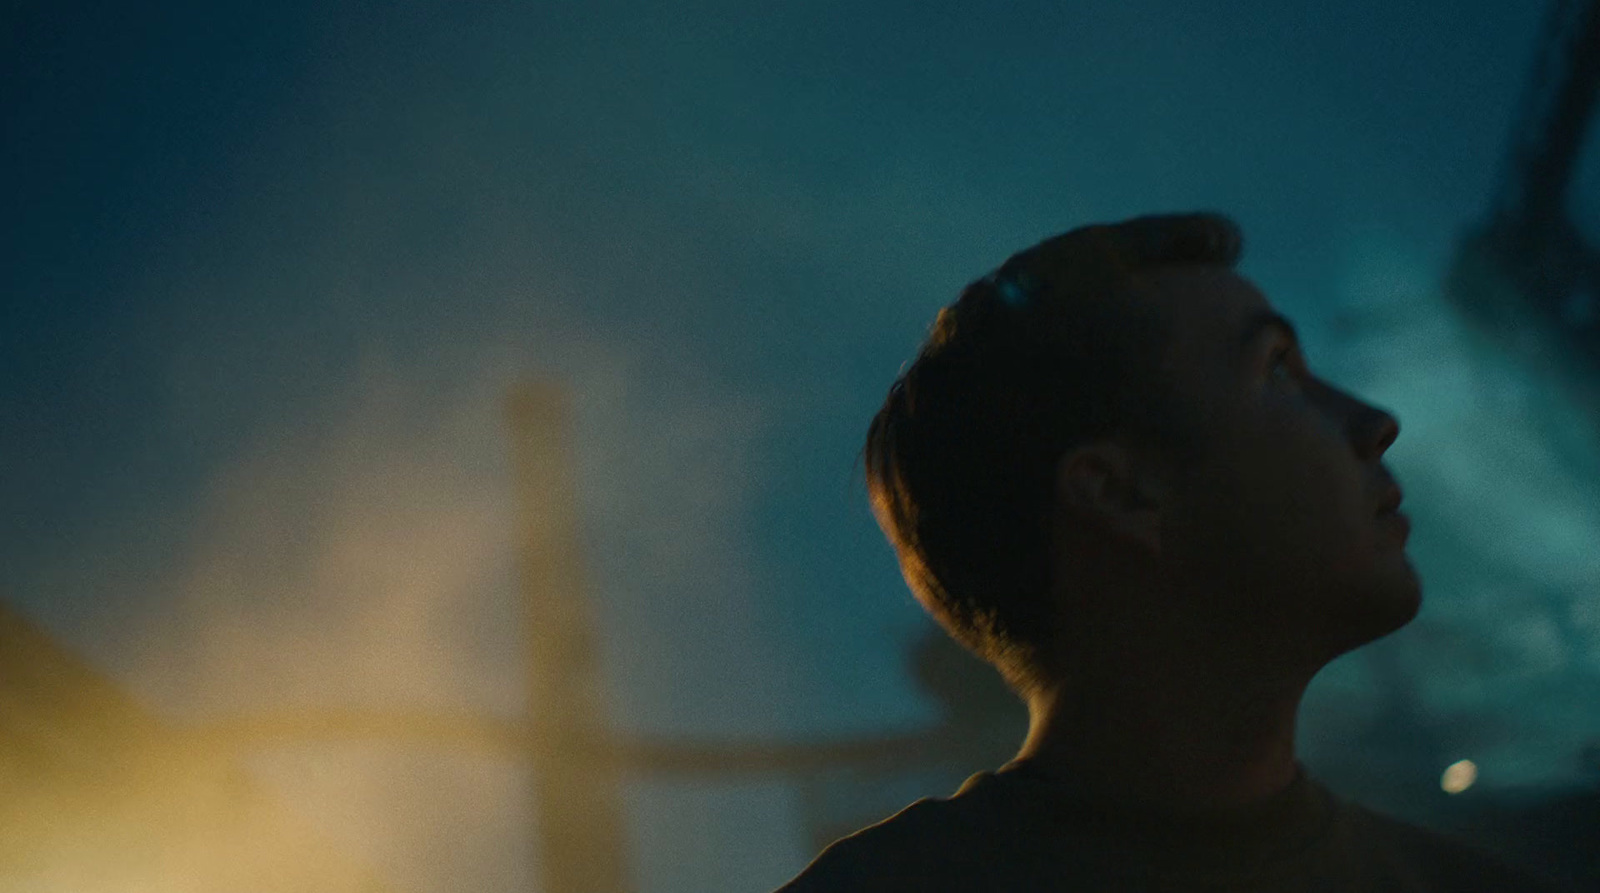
[864,213,1419,698]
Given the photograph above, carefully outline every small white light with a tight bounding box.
[1441,759,1478,794]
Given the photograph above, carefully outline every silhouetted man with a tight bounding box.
[775,214,1569,891]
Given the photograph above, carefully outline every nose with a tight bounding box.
[1319,379,1399,461]
[1350,398,1399,461]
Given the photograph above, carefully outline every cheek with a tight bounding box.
[1168,424,1360,582]
[1255,441,1366,560]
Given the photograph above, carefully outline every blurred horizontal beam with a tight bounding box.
[182,710,954,776]
[183,710,528,756]
[619,730,955,774]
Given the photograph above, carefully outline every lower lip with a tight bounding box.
[1378,511,1410,541]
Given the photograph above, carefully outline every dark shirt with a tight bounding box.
[774,762,1570,892]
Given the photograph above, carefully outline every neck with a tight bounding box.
[1013,648,1312,816]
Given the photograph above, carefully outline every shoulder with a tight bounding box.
[1340,802,1575,892]
[771,778,1006,893]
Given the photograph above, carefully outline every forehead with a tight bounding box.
[1130,265,1276,372]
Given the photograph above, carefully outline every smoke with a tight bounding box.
[137,353,519,717]
[79,323,783,892]
[1304,229,1600,791]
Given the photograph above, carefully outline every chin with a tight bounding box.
[1384,553,1424,623]
[1327,563,1423,654]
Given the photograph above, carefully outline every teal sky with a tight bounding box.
[6,1,1596,890]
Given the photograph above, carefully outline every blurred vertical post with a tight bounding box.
[507,383,630,893]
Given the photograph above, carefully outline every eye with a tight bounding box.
[1268,347,1298,385]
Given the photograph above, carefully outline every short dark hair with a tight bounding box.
[863,213,1243,696]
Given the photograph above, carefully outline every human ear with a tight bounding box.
[1053,442,1164,554]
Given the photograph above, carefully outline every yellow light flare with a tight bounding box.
[1440,759,1478,794]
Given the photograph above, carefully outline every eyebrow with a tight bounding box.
[1236,309,1300,358]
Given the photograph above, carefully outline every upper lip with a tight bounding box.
[1376,484,1404,515]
